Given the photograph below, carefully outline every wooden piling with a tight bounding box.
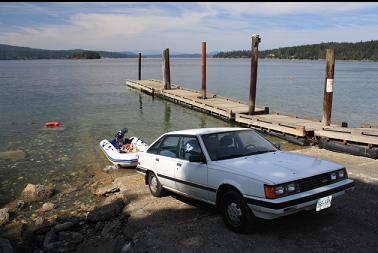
[248,35,261,115]
[162,48,171,90]
[201,42,207,99]
[322,49,335,126]
[138,53,142,80]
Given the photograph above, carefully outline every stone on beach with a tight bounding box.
[0,237,13,253]
[0,150,26,160]
[0,208,10,226]
[54,222,74,232]
[4,200,26,213]
[92,184,120,197]
[58,231,84,244]
[86,199,124,223]
[41,202,56,212]
[20,184,55,202]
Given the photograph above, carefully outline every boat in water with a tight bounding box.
[99,128,148,167]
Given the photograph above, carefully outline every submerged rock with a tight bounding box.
[0,150,26,160]
[20,184,55,202]
[0,237,13,253]
[86,199,124,223]
[41,202,56,212]
[4,200,26,213]
[0,208,10,226]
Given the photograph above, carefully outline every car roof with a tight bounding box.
[164,127,251,136]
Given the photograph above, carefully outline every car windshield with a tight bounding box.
[201,130,277,161]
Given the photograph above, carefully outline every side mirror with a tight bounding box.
[189,154,206,163]
[273,143,281,150]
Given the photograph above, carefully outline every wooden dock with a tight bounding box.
[235,112,344,145]
[127,79,269,120]
[126,79,378,159]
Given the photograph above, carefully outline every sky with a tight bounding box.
[0,2,378,53]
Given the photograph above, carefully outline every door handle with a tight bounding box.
[155,158,159,161]
[177,163,181,167]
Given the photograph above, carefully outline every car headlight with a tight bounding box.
[286,183,296,192]
[330,172,337,180]
[337,169,345,178]
[275,186,285,195]
[264,182,299,199]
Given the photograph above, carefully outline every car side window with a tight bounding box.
[147,137,163,154]
[179,136,203,161]
[158,136,180,158]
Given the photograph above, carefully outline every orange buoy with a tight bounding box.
[45,121,61,128]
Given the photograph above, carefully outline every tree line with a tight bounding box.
[213,40,378,61]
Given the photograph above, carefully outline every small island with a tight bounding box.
[66,51,101,59]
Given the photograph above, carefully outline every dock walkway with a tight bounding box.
[127,79,268,119]
[126,79,378,159]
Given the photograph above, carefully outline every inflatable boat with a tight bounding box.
[99,128,148,167]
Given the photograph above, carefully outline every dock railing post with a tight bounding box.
[322,49,335,126]
[138,52,142,80]
[248,34,261,115]
[162,48,171,90]
[201,42,207,99]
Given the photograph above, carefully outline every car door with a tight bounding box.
[175,136,210,201]
[154,135,181,189]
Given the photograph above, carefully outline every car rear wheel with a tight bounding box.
[220,191,254,233]
[148,172,166,197]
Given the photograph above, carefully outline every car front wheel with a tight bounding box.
[148,172,166,197]
[220,191,254,233]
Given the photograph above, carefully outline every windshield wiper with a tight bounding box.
[244,150,276,156]
[216,153,245,161]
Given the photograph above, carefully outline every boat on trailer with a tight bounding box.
[99,128,148,167]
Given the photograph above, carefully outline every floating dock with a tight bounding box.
[126,79,378,159]
[127,79,268,120]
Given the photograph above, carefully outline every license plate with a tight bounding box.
[316,195,332,211]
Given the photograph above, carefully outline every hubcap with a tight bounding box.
[227,202,242,224]
[150,175,158,192]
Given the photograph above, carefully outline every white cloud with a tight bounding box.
[199,2,378,16]
[0,3,377,52]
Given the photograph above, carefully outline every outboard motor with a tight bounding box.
[115,128,128,149]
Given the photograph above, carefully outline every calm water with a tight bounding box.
[0,58,377,204]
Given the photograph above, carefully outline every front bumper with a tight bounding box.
[244,179,355,219]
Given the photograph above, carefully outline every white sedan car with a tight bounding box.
[137,128,355,233]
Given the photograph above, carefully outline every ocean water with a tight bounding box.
[0,58,376,204]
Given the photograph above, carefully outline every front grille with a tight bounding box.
[297,171,342,192]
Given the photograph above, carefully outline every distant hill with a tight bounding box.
[213,40,378,61]
[0,44,137,60]
[66,51,101,59]
[144,53,202,58]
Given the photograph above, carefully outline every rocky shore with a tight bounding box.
[0,166,137,253]
[1,148,378,253]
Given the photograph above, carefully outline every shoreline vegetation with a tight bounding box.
[213,40,378,61]
[66,51,101,60]
[1,40,377,61]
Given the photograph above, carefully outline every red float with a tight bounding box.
[45,121,61,128]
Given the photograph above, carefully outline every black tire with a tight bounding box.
[148,172,166,197]
[220,191,254,233]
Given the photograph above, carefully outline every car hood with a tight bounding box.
[213,151,344,184]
